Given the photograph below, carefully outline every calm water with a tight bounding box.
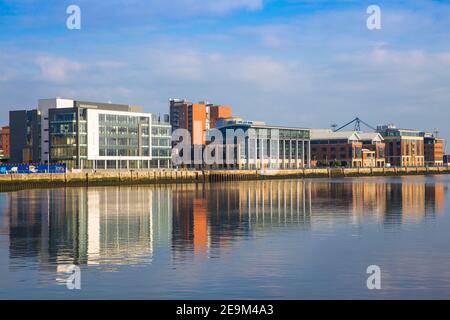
[1,176,450,299]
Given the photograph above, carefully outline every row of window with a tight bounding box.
[81,159,170,169]
[51,146,87,158]
[99,114,150,125]
[51,135,88,146]
[99,137,146,147]
[152,137,171,147]
[383,131,422,137]
[240,139,307,159]
[152,149,171,157]
[311,139,350,145]
[99,125,140,136]
[99,148,150,157]
[152,127,171,136]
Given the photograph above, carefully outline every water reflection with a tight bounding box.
[8,188,172,268]
[5,177,448,270]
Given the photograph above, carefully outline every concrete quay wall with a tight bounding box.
[0,167,449,192]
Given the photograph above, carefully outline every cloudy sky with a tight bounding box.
[0,0,449,144]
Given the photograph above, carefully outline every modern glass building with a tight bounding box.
[211,117,311,169]
[10,98,171,170]
[151,114,172,169]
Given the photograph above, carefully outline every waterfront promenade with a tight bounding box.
[0,166,449,191]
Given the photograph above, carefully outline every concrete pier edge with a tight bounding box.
[0,167,449,192]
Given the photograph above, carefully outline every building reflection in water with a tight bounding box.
[6,178,448,269]
[8,187,172,269]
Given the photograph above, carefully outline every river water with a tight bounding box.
[1,176,449,299]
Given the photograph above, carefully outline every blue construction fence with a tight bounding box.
[0,164,67,174]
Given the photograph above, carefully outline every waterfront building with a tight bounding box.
[444,155,450,165]
[422,132,444,166]
[377,124,424,167]
[151,114,172,169]
[310,130,363,167]
[359,132,386,167]
[361,149,376,167]
[170,99,232,145]
[9,98,171,170]
[0,126,10,162]
[211,117,311,170]
[9,110,41,163]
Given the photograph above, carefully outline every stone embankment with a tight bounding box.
[0,166,449,192]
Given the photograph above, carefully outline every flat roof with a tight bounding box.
[219,123,309,131]
[75,100,144,113]
[310,130,359,140]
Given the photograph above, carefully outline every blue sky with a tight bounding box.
[1,0,450,145]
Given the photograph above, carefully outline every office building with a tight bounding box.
[9,110,41,163]
[377,124,424,167]
[359,132,386,167]
[9,98,171,170]
[310,130,364,167]
[170,99,232,145]
[422,132,444,166]
[212,117,310,169]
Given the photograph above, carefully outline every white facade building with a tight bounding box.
[36,98,171,170]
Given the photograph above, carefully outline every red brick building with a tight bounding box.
[170,99,232,145]
[377,125,424,167]
[359,132,386,167]
[422,133,444,166]
[0,126,10,161]
[310,130,386,168]
[310,130,363,167]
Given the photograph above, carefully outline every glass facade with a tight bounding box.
[49,109,78,163]
[151,115,172,168]
[48,107,172,170]
[218,125,310,169]
[98,114,150,158]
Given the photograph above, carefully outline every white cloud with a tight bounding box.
[35,56,84,83]
[230,56,306,91]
